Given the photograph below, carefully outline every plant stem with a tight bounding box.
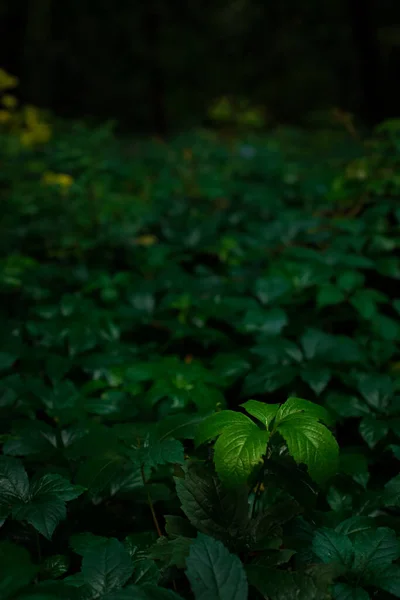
[141,464,163,537]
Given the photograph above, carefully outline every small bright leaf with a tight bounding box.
[195,411,269,486]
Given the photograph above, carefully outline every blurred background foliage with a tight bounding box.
[1,0,399,134]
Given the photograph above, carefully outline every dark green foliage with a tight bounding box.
[1,118,400,599]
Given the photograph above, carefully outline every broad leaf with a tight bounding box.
[0,456,29,516]
[300,368,331,396]
[241,400,279,429]
[357,374,393,411]
[337,271,364,292]
[131,559,159,586]
[3,421,58,457]
[317,284,345,308]
[275,397,334,427]
[186,533,248,600]
[103,584,184,599]
[254,276,291,305]
[134,439,185,470]
[149,537,192,569]
[13,495,67,540]
[41,555,70,579]
[333,583,370,600]
[81,538,134,595]
[164,515,196,539]
[70,533,110,556]
[326,486,352,512]
[174,462,248,543]
[359,417,389,448]
[30,473,85,501]
[384,474,400,507]
[312,528,354,569]
[300,328,334,361]
[276,414,339,484]
[246,566,320,600]
[352,527,400,579]
[13,473,84,539]
[326,394,370,419]
[195,411,269,486]
[369,564,400,596]
[335,517,375,538]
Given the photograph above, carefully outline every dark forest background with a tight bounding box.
[0,0,399,134]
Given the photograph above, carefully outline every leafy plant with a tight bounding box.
[1,78,400,597]
[195,397,338,486]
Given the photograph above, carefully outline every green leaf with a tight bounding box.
[357,374,393,411]
[255,276,291,305]
[135,439,185,470]
[305,562,345,590]
[81,538,134,596]
[369,564,400,596]
[246,566,320,600]
[352,527,400,579]
[13,473,84,539]
[240,400,279,429]
[0,541,38,598]
[41,555,70,579]
[300,368,331,396]
[174,463,248,543]
[70,533,110,556]
[103,584,184,599]
[326,394,370,419]
[3,421,58,457]
[312,528,354,569]
[242,307,288,335]
[359,417,389,448]
[389,444,400,459]
[336,517,375,539]
[384,474,400,507]
[149,537,192,569]
[13,496,66,540]
[0,456,29,517]
[124,532,157,559]
[132,559,159,586]
[191,384,226,414]
[317,284,345,308]
[337,271,365,293]
[350,290,378,320]
[372,314,400,340]
[326,487,352,512]
[333,583,370,600]
[275,397,334,427]
[185,533,248,600]
[195,411,269,486]
[30,473,85,501]
[276,414,339,484]
[164,515,196,539]
[300,329,334,361]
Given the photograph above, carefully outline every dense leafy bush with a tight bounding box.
[1,71,400,598]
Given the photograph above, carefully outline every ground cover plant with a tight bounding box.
[1,70,400,598]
